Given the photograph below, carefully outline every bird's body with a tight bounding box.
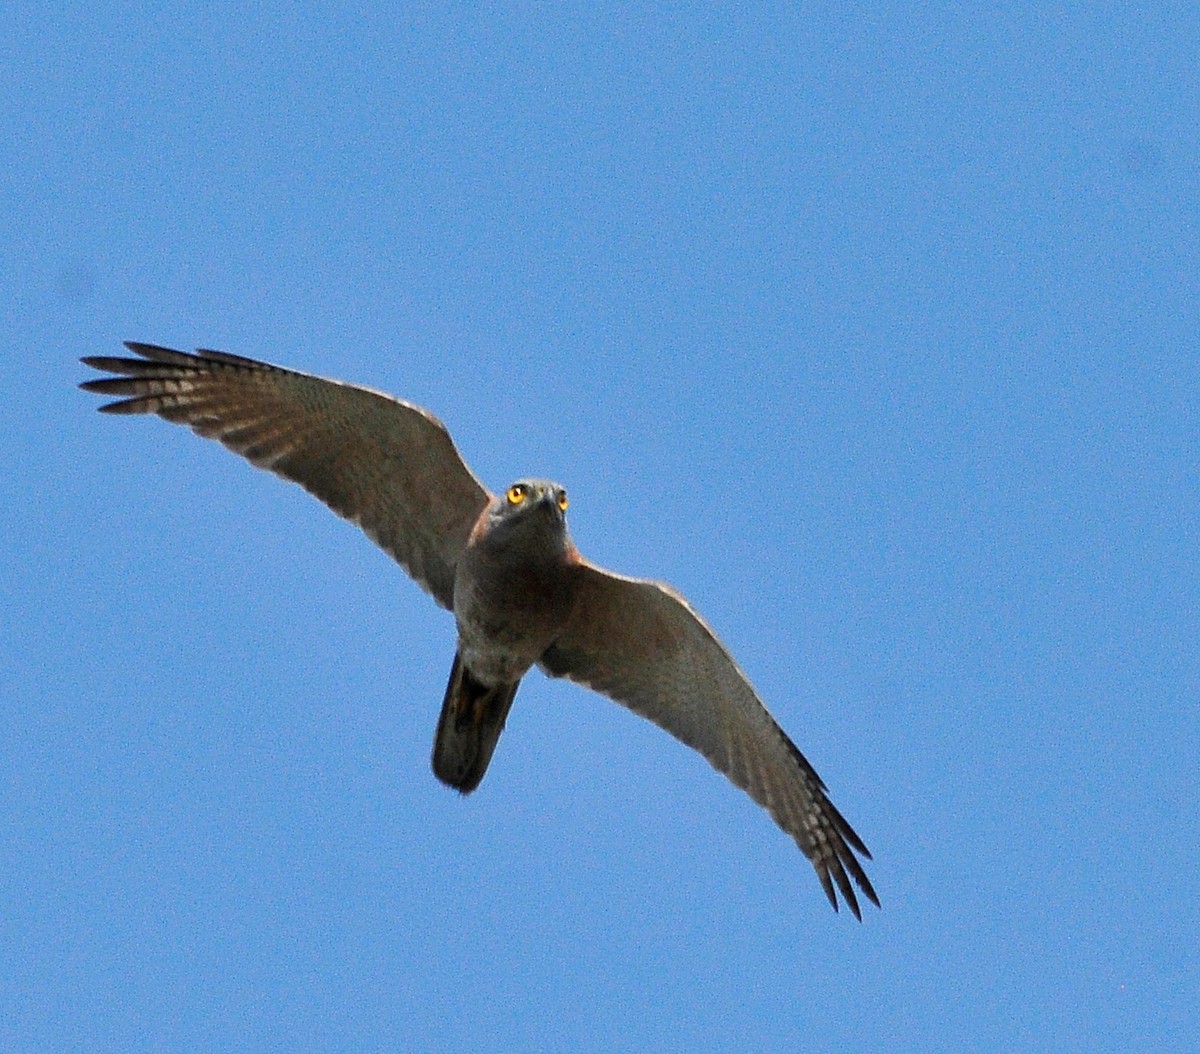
[454,482,578,686]
[436,481,579,792]
[82,342,880,918]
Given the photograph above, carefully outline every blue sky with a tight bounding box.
[3,3,1197,1051]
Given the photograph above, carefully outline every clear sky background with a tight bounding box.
[3,4,1197,1051]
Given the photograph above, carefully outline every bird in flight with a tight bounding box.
[81,342,879,918]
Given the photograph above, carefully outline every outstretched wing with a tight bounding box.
[81,342,490,609]
[540,560,878,918]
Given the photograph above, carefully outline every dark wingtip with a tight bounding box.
[817,851,879,920]
[122,342,205,366]
[835,864,863,920]
[116,341,169,360]
[859,872,881,911]
[819,870,838,912]
[79,378,127,394]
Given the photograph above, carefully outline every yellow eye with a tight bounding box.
[557,491,569,512]
[506,484,527,505]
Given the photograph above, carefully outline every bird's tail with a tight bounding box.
[431,651,520,794]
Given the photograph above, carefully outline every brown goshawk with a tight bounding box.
[81,342,879,918]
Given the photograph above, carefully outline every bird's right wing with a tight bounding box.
[540,560,878,918]
[81,342,491,609]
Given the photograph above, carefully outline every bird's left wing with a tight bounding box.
[539,560,878,918]
[81,343,490,609]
